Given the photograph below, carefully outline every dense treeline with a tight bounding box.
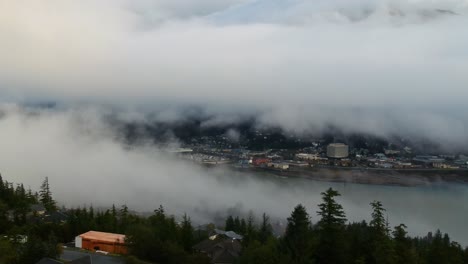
[0,175,61,263]
[1,174,468,264]
[64,205,211,263]
[235,189,468,264]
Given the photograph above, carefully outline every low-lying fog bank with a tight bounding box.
[1,105,468,245]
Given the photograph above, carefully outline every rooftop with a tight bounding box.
[328,143,347,147]
[79,231,125,244]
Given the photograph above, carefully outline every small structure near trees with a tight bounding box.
[75,231,127,255]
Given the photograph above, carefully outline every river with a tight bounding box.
[250,172,468,246]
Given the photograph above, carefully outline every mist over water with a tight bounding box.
[1,105,467,245]
[280,178,468,245]
[226,172,468,245]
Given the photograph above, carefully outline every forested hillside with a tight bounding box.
[1,174,467,264]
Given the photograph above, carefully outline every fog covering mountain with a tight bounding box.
[1,104,468,245]
[1,0,468,149]
[101,107,449,154]
[210,0,462,24]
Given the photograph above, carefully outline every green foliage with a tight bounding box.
[0,233,61,264]
[393,224,417,264]
[370,201,388,237]
[126,206,206,264]
[225,215,235,231]
[0,238,16,264]
[316,188,347,264]
[317,188,347,229]
[369,201,395,264]
[241,213,258,247]
[259,213,273,244]
[225,214,249,237]
[282,204,313,264]
[181,213,194,252]
[39,177,57,212]
[240,239,280,264]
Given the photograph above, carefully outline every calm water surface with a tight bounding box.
[252,172,468,245]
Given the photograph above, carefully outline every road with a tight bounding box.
[61,248,124,264]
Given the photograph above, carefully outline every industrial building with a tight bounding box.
[296,153,320,160]
[327,143,349,159]
[75,231,127,254]
[251,157,271,166]
[412,156,445,165]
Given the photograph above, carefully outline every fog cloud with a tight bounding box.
[1,0,468,148]
[1,105,468,244]
[1,0,468,147]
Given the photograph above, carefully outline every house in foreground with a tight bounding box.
[75,231,127,254]
[193,230,243,264]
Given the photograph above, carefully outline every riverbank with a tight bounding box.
[229,166,468,187]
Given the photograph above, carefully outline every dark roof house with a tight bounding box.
[193,237,242,264]
[44,211,69,223]
[30,204,46,213]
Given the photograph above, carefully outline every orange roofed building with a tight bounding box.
[75,231,127,254]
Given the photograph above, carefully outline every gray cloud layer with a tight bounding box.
[1,0,468,147]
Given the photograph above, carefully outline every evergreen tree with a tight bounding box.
[369,201,395,264]
[282,204,313,264]
[181,213,194,252]
[119,204,129,232]
[240,239,280,264]
[225,215,235,231]
[15,233,61,264]
[234,216,241,233]
[317,188,347,228]
[370,201,388,236]
[15,184,26,200]
[0,201,9,233]
[39,177,56,212]
[0,174,5,202]
[393,224,417,264]
[424,229,462,264]
[111,204,118,232]
[463,246,468,263]
[243,213,258,247]
[316,188,347,264]
[240,218,247,235]
[258,213,273,244]
[346,221,372,263]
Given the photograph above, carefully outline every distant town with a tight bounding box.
[168,132,468,172]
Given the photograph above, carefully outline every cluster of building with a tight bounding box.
[174,140,468,172]
[362,154,468,170]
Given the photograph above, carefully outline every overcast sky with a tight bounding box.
[1,0,468,146]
